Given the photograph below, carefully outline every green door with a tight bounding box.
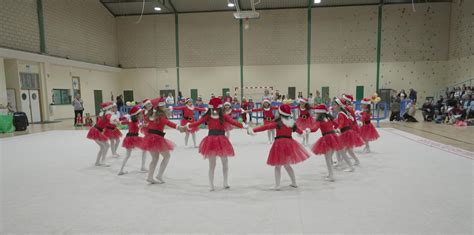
[123,90,134,103]
[190,89,198,102]
[321,86,329,104]
[94,90,103,116]
[356,86,364,101]
[222,88,230,97]
[288,87,296,100]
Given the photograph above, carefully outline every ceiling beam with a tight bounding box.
[168,0,177,13]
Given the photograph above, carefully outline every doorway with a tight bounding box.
[94,90,103,116]
[20,89,41,123]
[222,88,230,97]
[190,89,198,102]
[356,86,364,101]
[123,90,134,102]
[159,90,175,99]
[288,87,296,100]
[321,86,330,103]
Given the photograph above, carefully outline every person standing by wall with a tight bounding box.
[314,90,323,105]
[116,95,124,114]
[409,88,417,105]
[72,94,84,125]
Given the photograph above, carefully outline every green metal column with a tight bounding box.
[37,0,46,53]
[375,3,383,93]
[175,13,180,93]
[306,0,312,97]
[239,19,244,100]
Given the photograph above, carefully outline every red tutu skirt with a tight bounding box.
[311,134,343,155]
[181,119,199,133]
[86,127,108,142]
[296,118,314,130]
[339,129,364,149]
[142,134,175,153]
[104,128,122,139]
[199,136,235,158]
[359,124,380,142]
[267,138,310,166]
[122,136,144,149]
[352,123,361,134]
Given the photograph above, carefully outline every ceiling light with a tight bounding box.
[228,3,235,7]
[314,0,321,4]
[154,7,161,11]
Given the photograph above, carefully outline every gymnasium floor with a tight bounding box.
[1,124,473,233]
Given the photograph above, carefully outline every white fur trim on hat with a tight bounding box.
[279,108,292,116]
[361,99,371,105]
[314,108,327,114]
[131,108,142,116]
[334,98,344,106]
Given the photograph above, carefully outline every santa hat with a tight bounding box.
[361,98,371,105]
[151,97,166,107]
[142,99,152,107]
[342,94,354,103]
[314,104,328,113]
[208,97,223,109]
[129,106,142,116]
[224,102,231,107]
[185,98,193,103]
[279,104,292,117]
[101,102,114,110]
[262,99,271,105]
[299,98,308,104]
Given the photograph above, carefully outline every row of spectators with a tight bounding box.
[422,85,473,125]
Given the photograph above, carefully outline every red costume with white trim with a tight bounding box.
[104,113,122,139]
[86,115,108,142]
[86,102,113,142]
[141,116,177,153]
[359,111,379,142]
[189,98,243,158]
[252,106,278,125]
[253,104,310,166]
[337,111,364,148]
[173,104,206,133]
[121,106,144,149]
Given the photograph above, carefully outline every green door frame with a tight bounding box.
[93,90,103,116]
[190,89,198,102]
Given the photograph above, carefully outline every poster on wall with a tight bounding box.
[72,76,81,97]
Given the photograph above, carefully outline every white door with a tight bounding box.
[20,90,32,122]
[29,90,41,123]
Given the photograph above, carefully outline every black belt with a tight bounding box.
[106,126,116,130]
[148,129,165,137]
[208,129,225,136]
[265,117,273,121]
[94,125,103,132]
[301,115,308,119]
[340,126,351,133]
[275,136,292,140]
[364,121,371,125]
[126,133,139,137]
[185,117,193,121]
[322,130,336,136]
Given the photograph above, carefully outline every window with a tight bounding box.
[52,89,71,105]
[20,73,39,89]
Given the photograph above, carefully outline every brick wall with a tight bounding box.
[43,0,117,66]
[0,0,40,53]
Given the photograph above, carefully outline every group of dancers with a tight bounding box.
[86,93,379,191]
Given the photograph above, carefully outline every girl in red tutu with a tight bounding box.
[86,102,113,167]
[142,98,184,184]
[251,99,278,144]
[341,94,361,135]
[104,103,122,157]
[359,98,380,153]
[118,106,148,175]
[334,98,364,170]
[187,98,243,191]
[306,104,343,181]
[171,98,207,147]
[222,101,244,139]
[292,98,314,145]
[248,103,309,190]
